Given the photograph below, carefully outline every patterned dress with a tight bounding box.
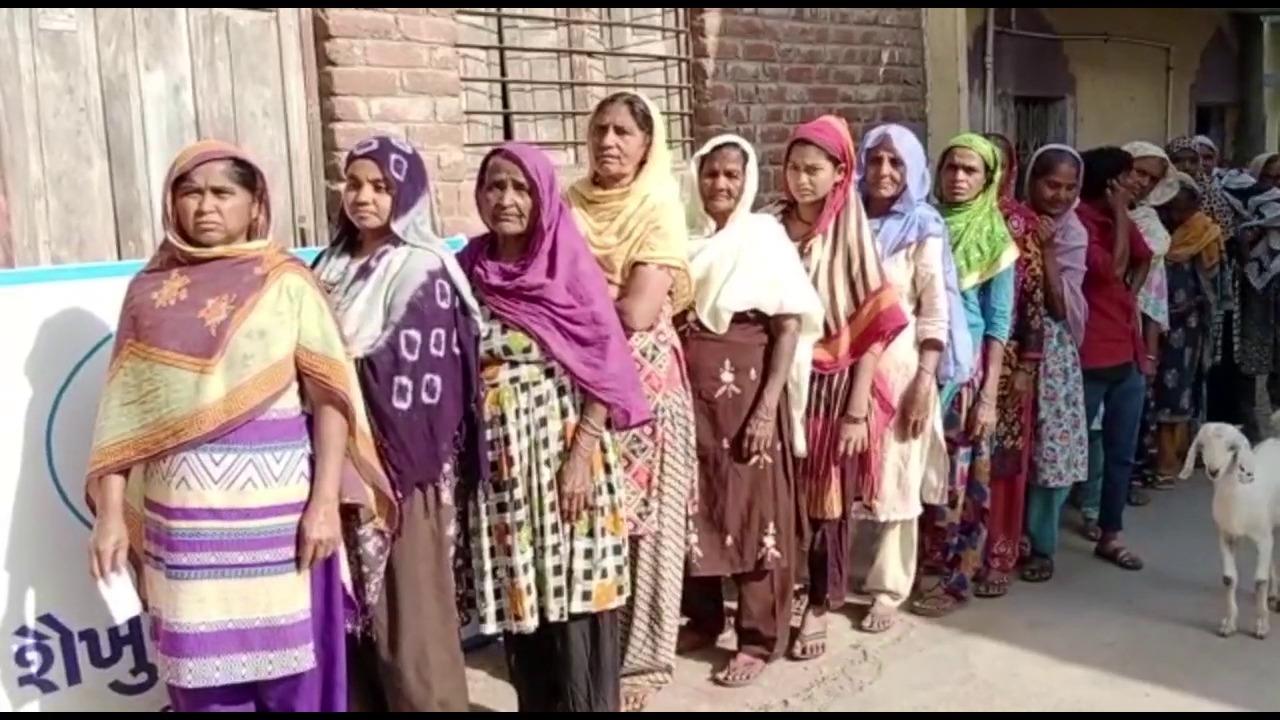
[1032,319,1089,489]
[467,313,630,635]
[617,302,696,689]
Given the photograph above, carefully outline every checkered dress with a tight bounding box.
[467,314,631,635]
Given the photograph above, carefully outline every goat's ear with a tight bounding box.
[1180,427,1205,480]
[1230,435,1256,481]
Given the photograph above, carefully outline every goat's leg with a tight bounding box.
[1255,533,1273,639]
[1220,532,1239,637]
[1271,536,1280,614]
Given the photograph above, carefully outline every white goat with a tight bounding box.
[1180,420,1280,639]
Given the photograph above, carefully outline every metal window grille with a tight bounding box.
[456,8,694,168]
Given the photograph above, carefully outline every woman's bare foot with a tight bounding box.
[712,652,767,687]
[859,600,897,633]
[788,605,828,660]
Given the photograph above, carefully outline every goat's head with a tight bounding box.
[1181,422,1255,484]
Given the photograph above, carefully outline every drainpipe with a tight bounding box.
[984,8,996,132]
[994,27,1176,140]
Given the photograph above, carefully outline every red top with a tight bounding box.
[1077,202,1152,371]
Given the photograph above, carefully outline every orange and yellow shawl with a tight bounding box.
[85,140,397,550]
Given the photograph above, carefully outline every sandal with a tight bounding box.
[1094,542,1144,571]
[622,685,655,713]
[974,573,1011,598]
[1020,556,1054,583]
[788,609,827,661]
[712,653,767,687]
[1127,485,1151,507]
[1080,519,1103,542]
[1148,474,1177,491]
[859,601,898,634]
[910,587,964,618]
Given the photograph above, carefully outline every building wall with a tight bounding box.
[962,8,1232,150]
[691,8,927,197]
[317,7,929,235]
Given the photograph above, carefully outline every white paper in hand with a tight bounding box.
[97,569,143,625]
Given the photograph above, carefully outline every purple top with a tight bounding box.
[459,143,651,430]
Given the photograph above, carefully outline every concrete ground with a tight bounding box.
[464,474,1280,711]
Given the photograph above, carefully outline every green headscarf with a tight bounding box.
[937,133,1019,289]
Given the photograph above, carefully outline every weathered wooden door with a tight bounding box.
[0,8,323,268]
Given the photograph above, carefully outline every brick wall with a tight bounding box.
[690,8,927,197]
[315,7,928,233]
[315,8,474,234]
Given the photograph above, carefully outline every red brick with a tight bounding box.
[783,66,815,84]
[727,105,750,124]
[708,82,734,102]
[364,40,431,68]
[723,15,763,38]
[406,123,465,149]
[370,97,434,122]
[322,38,364,66]
[695,105,726,127]
[724,61,762,82]
[317,9,399,40]
[800,47,826,64]
[808,86,839,104]
[399,15,457,45]
[766,106,784,123]
[321,67,399,96]
[761,125,791,144]
[322,97,368,122]
[713,38,741,60]
[401,69,461,96]
[760,85,786,104]
[324,122,404,151]
[830,27,859,45]
[743,41,777,62]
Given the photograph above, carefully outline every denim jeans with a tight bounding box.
[1083,364,1145,534]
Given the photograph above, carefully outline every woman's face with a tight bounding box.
[478,155,535,240]
[1258,157,1280,190]
[342,159,395,234]
[1029,159,1081,218]
[1171,148,1202,176]
[939,147,988,204]
[785,142,844,206]
[1199,144,1218,173]
[698,145,748,229]
[173,160,261,247]
[1126,156,1168,203]
[863,142,906,204]
[589,101,650,189]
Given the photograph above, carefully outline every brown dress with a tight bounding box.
[679,311,795,660]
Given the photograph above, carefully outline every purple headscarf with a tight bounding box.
[857,123,972,385]
[459,143,651,430]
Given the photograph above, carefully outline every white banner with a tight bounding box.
[0,242,480,712]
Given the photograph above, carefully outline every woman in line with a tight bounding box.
[775,115,909,658]
[912,133,1019,617]
[1076,146,1150,572]
[1020,145,1090,582]
[854,124,967,631]
[974,133,1045,599]
[1169,137,1262,443]
[566,92,695,712]
[1121,141,1179,494]
[462,142,651,712]
[313,135,483,711]
[1148,174,1224,482]
[86,141,397,712]
[676,134,823,684]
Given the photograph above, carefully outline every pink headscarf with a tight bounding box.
[459,143,651,430]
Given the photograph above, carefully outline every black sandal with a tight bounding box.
[1127,485,1151,507]
[1020,556,1054,583]
[1095,542,1144,571]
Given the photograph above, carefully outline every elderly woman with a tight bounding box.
[86,141,396,712]
[313,136,484,711]
[675,134,823,685]
[566,92,695,711]
[772,115,908,658]
[461,143,650,712]
[853,124,968,630]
